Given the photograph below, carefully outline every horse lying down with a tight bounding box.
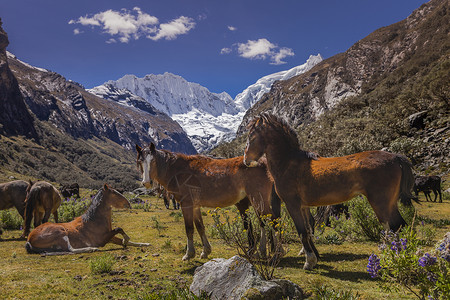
[26,184,149,254]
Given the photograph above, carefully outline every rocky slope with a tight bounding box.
[7,52,195,154]
[0,19,36,138]
[238,0,449,135]
[221,0,449,174]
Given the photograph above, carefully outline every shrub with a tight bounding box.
[0,209,23,230]
[367,227,450,299]
[58,196,91,223]
[209,207,288,280]
[89,253,115,274]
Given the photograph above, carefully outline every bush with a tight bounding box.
[58,196,91,223]
[89,253,115,274]
[367,227,450,299]
[209,207,288,280]
[0,209,23,230]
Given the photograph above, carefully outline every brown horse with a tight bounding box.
[26,184,149,254]
[0,180,29,219]
[136,143,281,261]
[244,113,417,270]
[22,181,62,238]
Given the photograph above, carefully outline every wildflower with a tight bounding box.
[418,253,437,267]
[367,254,381,278]
[426,272,437,283]
[400,238,407,250]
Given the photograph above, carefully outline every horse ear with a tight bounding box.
[136,144,142,153]
[103,183,109,191]
[150,142,156,153]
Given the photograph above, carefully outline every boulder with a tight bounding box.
[189,256,304,300]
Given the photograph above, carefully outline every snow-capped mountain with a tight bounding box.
[90,55,322,152]
[235,54,323,110]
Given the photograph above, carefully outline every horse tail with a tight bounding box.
[314,206,330,228]
[25,242,35,254]
[396,155,419,206]
[24,187,40,235]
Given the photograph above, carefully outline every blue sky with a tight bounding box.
[1,0,426,98]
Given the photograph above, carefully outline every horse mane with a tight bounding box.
[81,189,104,223]
[252,113,320,160]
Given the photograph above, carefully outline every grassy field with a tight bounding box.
[0,188,449,299]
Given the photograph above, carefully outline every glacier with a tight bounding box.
[89,54,322,153]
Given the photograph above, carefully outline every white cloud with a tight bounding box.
[220,47,232,55]
[228,25,237,31]
[69,8,195,43]
[73,28,82,35]
[148,16,195,41]
[225,38,294,65]
[237,38,276,60]
[271,47,295,65]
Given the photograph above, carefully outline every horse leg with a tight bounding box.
[235,198,255,254]
[367,192,406,232]
[63,236,99,254]
[298,209,317,258]
[53,211,59,223]
[283,198,317,270]
[107,228,150,247]
[193,207,211,259]
[181,203,196,261]
[42,210,51,224]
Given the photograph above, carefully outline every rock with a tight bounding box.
[408,111,427,130]
[189,256,304,300]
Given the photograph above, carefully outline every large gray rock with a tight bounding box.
[189,256,304,300]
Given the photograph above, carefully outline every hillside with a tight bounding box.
[213,0,449,174]
[0,19,196,189]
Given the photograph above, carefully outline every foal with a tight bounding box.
[26,184,149,254]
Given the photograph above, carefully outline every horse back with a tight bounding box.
[0,180,28,214]
[301,151,405,206]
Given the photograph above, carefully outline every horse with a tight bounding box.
[414,175,442,203]
[26,184,149,254]
[22,181,62,238]
[0,180,29,219]
[243,113,417,270]
[60,183,80,198]
[155,183,179,210]
[136,143,281,261]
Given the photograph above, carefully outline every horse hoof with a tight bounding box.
[303,262,314,270]
[200,251,211,259]
[182,253,195,261]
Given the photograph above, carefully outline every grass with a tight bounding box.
[0,190,449,299]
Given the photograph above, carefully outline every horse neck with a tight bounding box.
[82,193,112,226]
[264,129,302,177]
[153,150,177,187]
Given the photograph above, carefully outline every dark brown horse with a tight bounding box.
[136,143,280,261]
[22,181,62,238]
[244,113,417,270]
[0,180,29,219]
[26,184,149,254]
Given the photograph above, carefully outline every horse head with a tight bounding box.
[103,184,131,209]
[244,115,268,167]
[136,143,157,189]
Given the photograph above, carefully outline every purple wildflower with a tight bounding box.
[418,253,437,267]
[400,238,407,250]
[367,254,381,278]
[426,272,437,283]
